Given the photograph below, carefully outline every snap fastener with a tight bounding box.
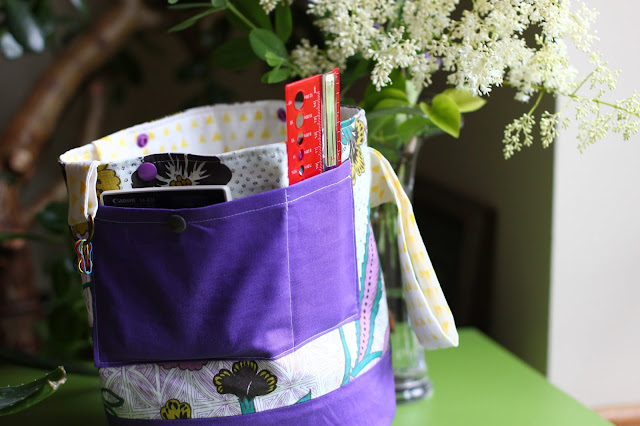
[167,215,187,233]
[137,133,148,147]
[137,162,157,181]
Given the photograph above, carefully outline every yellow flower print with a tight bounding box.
[96,164,121,199]
[350,119,366,185]
[213,361,278,414]
[160,399,191,419]
[169,175,192,186]
[72,221,90,237]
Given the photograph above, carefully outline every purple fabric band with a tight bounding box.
[105,350,395,425]
[91,161,359,366]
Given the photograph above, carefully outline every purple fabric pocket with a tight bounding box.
[91,161,358,367]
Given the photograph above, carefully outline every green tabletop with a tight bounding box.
[393,329,610,426]
[2,329,610,425]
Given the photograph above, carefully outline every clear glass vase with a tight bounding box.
[371,137,433,404]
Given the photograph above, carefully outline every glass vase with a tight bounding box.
[371,137,433,404]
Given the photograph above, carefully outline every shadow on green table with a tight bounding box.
[2,329,611,425]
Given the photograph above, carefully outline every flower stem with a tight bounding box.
[239,397,256,414]
[225,1,256,30]
[527,92,544,116]
[570,69,596,97]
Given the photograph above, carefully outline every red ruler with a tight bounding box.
[285,69,340,185]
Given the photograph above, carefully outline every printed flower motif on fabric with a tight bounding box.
[349,119,366,185]
[81,275,94,327]
[213,361,277,414]
[96,164,122,198]
[131,153,232,188]
[102,387,125,417]
[158,360,208,371]
[161,399,192,419]
[339,224,383,385]
[72,221,90,238]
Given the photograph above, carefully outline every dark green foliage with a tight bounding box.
[0,367,66,416]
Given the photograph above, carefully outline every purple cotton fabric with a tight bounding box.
[105,349,395,425]
[91,162,359,366]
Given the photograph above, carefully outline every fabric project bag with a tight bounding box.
[59,101,458,425]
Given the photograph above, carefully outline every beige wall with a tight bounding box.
[548,0,640,407]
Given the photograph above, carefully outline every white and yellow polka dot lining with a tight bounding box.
[369,148,458,349]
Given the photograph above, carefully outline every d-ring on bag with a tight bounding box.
[59,101,458,425]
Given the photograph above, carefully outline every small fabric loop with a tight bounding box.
[368,147,458,349]
[64,160,100,237]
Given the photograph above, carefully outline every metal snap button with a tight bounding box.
[167,214,187,233]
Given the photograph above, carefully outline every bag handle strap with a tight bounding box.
[369,148,458,349]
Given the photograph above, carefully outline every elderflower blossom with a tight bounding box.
[539,111,560,149]
[259,0,293,14]
[259,0,279,14]
[289,39,335,77]
[292,0,639,157]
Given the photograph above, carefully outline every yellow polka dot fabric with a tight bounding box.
[369,148,458,349]
[59,101,289,235]
[63,160,100,236]
[59,101,286,166]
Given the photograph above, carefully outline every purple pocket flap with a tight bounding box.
[91,161,358,366]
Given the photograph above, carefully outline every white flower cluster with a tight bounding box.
[290,0,639,157]
[260,0,295,14]
[259,0,283,14]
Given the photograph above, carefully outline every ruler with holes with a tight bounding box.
[285,69,341,185]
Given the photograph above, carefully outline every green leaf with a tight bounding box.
[405,79,421,105]
[397,116,435,143]
[249,28,288,61]
[168,7,223,33]
[168,0,179,4]
[367,114,402,150]
[0,367,66,415]
[420,94,461,138]
[442,88,486,113]
[210,37,256,70]
[262,66,290,84]
[5,0,45,52]
[35,201,68,235]
[0,31,24,59]
[362,87,409,111]
[274,2,292,42]
[373,98,410,111]
[264,50,284,67]
[387,69,406,92]
[365,106,425,120]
